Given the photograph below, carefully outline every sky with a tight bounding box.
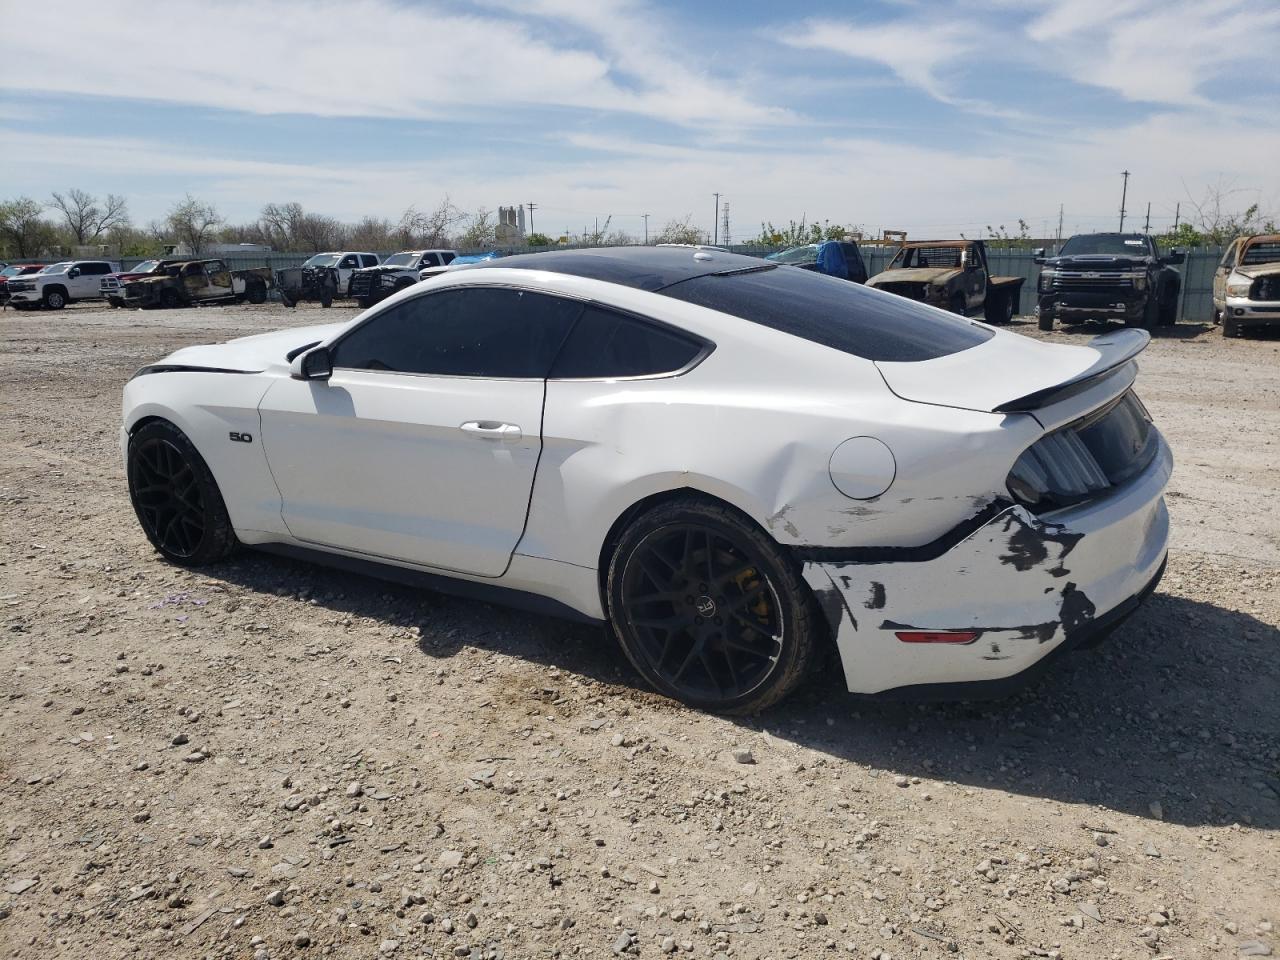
[1,0,1278,242]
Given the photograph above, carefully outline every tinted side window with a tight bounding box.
[82,262,111,275]
[420,253,440,267]
[333,287,581,378]
[660,265,992,362]
[550,306,705,379]
[362,254,378,267]
[441,252,456,264]
[339,255,358,268]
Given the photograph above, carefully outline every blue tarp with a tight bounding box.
[815,240,848,280]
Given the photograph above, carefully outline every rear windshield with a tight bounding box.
[658,265,993,362]
[890,246,963,269]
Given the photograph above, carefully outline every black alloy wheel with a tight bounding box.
[608,499,819,713]
[127,421,236,566]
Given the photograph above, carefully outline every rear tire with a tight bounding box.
[984,290,1013,324]
[606,497,820,714]
[127,420,238,567]
[1158,283,1179,326]
[246,281,267,304]
[1037,311,1055,331]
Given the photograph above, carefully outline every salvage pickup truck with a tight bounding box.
[100,259,177,308]
[122,259,272,309]
[1212,234,1280,338]
[866,239,1023,323]
[1034,233,1182,331]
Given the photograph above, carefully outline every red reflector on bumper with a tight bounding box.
[895,630,979,644]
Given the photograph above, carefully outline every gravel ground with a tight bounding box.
[1,301,1277,960]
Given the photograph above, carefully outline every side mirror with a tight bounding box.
[1032,247,1046,265]
[68,267,81,278]
[1163,248,1185,265]
[290,345,333,381]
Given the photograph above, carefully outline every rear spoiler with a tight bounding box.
[993,329,1149,413]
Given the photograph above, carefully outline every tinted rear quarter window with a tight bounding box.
[659,266,992,362]
[551,306,705,379]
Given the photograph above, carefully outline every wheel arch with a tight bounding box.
[593,484,812,623]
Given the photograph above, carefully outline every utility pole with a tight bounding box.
[526,202,537,236]
[1143,202,1151,233]
[721,200,731,247]
[1056,204,1064,244]
[713,193,721,245]
[642,213,649,245]
[1119,170,1130,231]
[1173,202,1180,230]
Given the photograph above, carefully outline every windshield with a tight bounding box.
[1240,240,1280,267]
[1,266,21,278]
[767,245,820,265]
[131,260,161,274]
[303,253,341,268]
[1059,235,1152,257]
[38,262,71,275]
[381,253,417,267]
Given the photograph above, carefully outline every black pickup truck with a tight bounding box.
[1035,233,1183,331]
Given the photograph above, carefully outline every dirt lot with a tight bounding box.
[1,300,1277,960]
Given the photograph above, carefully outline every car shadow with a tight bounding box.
[210,549,1279,830]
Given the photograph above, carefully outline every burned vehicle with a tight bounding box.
[1213,234,1280,338]
[121,247,1170,713]
[866,240,1023,323]
[1034,233,1182,331]
[277,263,339,308]
[766,240,868,284]
[349,250,457,308]
[122,259,272,309]
[101,259,177,308]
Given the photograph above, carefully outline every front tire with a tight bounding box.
[1158,283,1179,326]
[606,497,820,714]
[1222,317,1241,338]
[43,288,67,310]
[127,420,237,566]
[159,288,182,309]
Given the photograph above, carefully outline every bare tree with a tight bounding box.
[165,195,223,256]
[294,213,345,252]
[49,188,129,244]
[397,198,465,248]
[457,207,498,249]
[656,214,703,245]
[1183,178,1272,244]
[602,228,636,246]
[349,216,396,251]
[0,197,59,257]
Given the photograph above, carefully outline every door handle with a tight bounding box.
[460,420,522,442]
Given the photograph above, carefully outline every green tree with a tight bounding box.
[525,232,553,247]
[0,197,59,257]
[655,214,703,245]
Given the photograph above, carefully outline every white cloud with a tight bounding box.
[0,0,785,130]
[1028,0,1280,106]
[6,107,1275,240]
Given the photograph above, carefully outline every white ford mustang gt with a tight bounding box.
[122,247,1172,713]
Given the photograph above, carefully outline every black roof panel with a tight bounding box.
[462,246,771,292]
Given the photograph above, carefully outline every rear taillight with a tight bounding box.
[1007,390,1158,512]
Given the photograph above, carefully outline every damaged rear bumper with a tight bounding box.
[802,437,1172,697]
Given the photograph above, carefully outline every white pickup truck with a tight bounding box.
[6,260,120,310]
[349,249,457,307]
[302,252,379,297]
